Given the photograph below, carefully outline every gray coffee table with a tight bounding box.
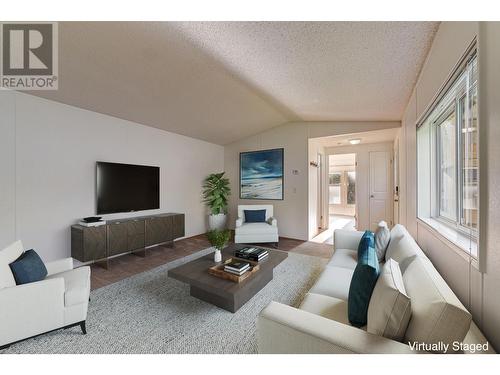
[168,244,288,312]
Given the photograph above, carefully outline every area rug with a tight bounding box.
[3,248,327,354]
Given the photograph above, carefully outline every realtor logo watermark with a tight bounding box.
[0,22,58,90]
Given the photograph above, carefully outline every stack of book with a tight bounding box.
[224,260,251,276]
[234,247,269,262]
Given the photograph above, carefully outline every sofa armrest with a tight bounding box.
[258,302,417,354]
[45,257,74,276]
[267,217,277,226]
[236,217,243,228]
[333,229,364,251]
[0,278,65,346]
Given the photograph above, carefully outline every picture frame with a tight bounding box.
[239,148,284,200]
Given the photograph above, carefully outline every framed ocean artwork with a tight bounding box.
[239,148,284,200]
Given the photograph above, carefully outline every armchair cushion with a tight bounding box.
[244,209,266,223]
[46,266,91,307]
[45,257,74,276]
[235,222,278,235]
[9,249,47,285]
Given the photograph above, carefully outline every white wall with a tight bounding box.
[0,91,16,248]
[0,91,224,262]
[224,121,400,241]
[476,21,500,353]
[400,21,500,350]
[325,142,394,232]
[225,123,309,240]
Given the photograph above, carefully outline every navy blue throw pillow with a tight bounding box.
[9,249,48,285]
[348,232,380,327]
[244,209,266,223]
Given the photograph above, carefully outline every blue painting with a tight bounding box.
[240,148,284,200]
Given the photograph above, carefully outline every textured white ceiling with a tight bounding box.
[27,22,438,145]
[172,22,439,122]
[315,127,399,148]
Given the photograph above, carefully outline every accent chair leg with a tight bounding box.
[80,321,87,335]
[0,344,11,350]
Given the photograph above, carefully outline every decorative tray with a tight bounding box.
[208,257,260,283]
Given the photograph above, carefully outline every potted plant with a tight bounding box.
[207,229,231,263]
[202,172,231,230]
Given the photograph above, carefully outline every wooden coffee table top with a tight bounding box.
[168,244,288,297]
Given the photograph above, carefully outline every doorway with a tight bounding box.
[368,150,393,231]
[329,153,357,232]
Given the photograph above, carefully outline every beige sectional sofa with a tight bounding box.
[258,224,494,354]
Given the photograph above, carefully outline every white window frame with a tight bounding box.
[417,49,479,253]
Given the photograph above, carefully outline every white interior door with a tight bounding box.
[369,151,392,231]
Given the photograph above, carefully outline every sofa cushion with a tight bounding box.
[327,249,357,270]
[375,221,390,261]
[402,257,472,352]
[299,293,350,326]
[385,224,425,272]
[348,241,380,327]
[46,267,90,307]
[244,209,266,223]
[9,249,48,285]
[0,240,24,289]
[367,259,411,341]
[234,222,278,235]
[357,230,374,259]
[309,266,354,301]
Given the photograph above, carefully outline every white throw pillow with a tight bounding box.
[367,259,411,342]
[402,257,472,351]
[374,220,390,261]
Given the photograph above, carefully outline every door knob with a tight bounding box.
[370,195,374,198]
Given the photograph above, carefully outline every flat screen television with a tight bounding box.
[96,162,160,214]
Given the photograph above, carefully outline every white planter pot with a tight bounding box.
[214,249,222,263]
[208,213,227,230]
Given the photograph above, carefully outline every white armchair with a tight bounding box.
[0,241,91,349]
[234,205,279,245]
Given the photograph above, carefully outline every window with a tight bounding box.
[347,171,356,205]
[437,107,457,221]
[417,52,478,254]
[460,85,479,230]
[329,172,341,204]
[329,171,356,205]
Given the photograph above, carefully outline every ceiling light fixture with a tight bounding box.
[349,139,361,145]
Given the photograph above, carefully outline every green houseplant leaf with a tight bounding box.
[202,172,231,215]
[207,229,231,251]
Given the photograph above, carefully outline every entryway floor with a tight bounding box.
[311,214,356,245]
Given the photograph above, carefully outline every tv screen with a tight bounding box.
[96,162,160,214]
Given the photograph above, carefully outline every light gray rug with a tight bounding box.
[4,248,327,354]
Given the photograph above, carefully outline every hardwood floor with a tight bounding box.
[90,233,332,290]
